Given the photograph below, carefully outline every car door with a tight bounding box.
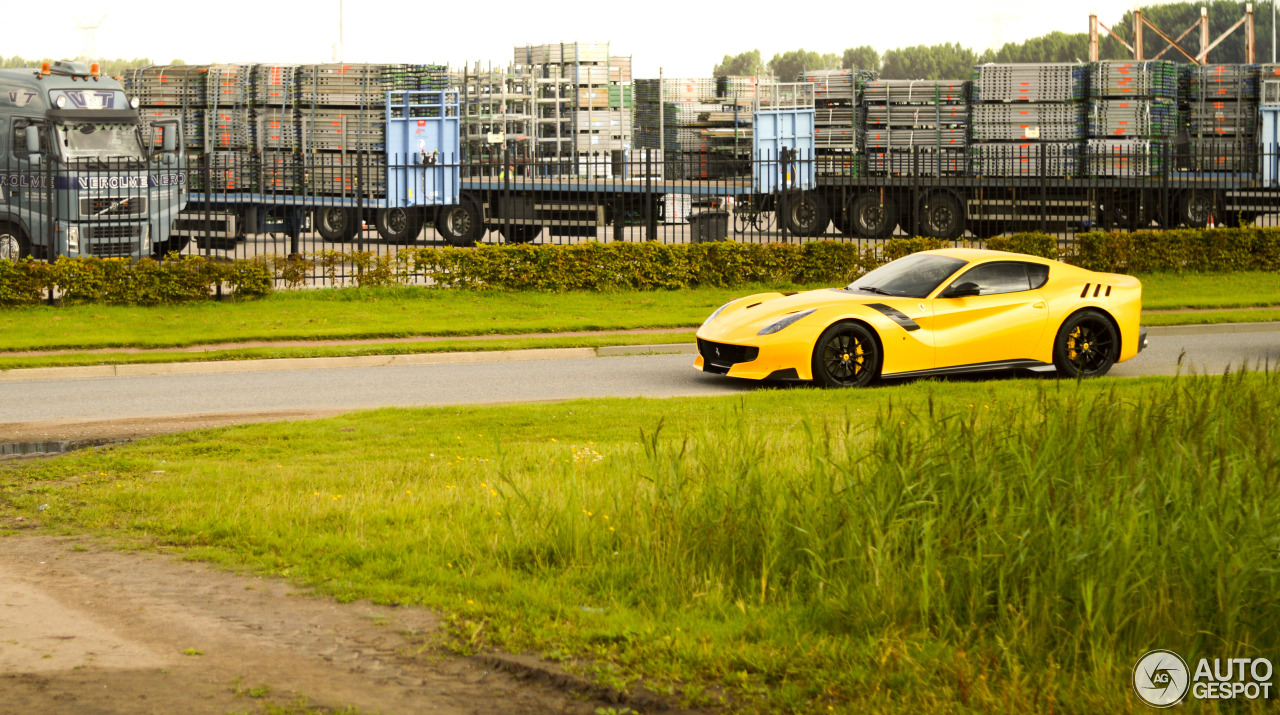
[930,261,1050,369]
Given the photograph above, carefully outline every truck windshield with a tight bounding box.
[54,123,146,167]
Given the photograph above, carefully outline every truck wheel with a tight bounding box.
[317,207,359,242]
[1176,191,1214,228]
[780,192,830,236]
[919,192,964,240]
[499,224,542,244]
[435,198,484,247]
[1105,191,1148,230]
[0,222,31,260]
[847,193,898,239]
[151,236,192,258]
[376,208,424,244]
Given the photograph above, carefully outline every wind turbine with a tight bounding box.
[75,15,106,62]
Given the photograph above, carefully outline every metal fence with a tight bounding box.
[3,144,1278,286]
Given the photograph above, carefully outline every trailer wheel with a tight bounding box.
[317,207,359,242]
[780,191,830,236]
[435,198,484,247]
[919,192,964,240]
[375,208,424,244]
[847,193,897,239]
[0,222,31,260]
[1103,191,1148,230]
[499,224,543,244]
[1176,191,1214,229]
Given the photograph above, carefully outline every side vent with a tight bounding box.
[1093,284,1102,297]
[746,302,762,309]
[1080,283,1091,298]
[1105,286,1112,297]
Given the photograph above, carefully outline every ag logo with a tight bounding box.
[1134,649,1191,708]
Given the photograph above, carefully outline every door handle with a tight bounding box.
[1032,301,1046,309]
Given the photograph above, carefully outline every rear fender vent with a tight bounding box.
[1081,282,1112,299]
[746,302,762,309]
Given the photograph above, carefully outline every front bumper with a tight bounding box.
[693,334,813,381]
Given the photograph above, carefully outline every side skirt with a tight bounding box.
[882,359,1052,380]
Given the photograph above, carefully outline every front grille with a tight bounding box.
[88,241,136,258]
[697,338,759,374]
[88,224,144,240]
[80,196,148,217]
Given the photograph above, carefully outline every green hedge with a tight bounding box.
[3,227,1278,304]
[0,255,272,307]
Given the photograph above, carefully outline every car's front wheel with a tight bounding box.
[812,322,881,388]
[1053,310,1120,378]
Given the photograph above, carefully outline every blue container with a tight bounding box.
[753,102,815,194]
[385,89,460,207]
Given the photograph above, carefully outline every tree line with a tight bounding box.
[0,56,178,78]
[714,0,1277,80]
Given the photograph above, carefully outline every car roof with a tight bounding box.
[924,247,1057,266]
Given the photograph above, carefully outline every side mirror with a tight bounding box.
[162,127,176,153]
[945,281,982,298]
[25,125,40,154]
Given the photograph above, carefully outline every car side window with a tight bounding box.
[948,261,1033,296]
[1027,263,1050,289]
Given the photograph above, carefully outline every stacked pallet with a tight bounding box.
[513,43,633,175]
[863,79,969,176]
[1086,61,1178,176]
[1185,64,1259,171]
[457,64,535,166]
[128,63,452,196]
[633,76,766,179]
[801,69,876,176]
[968,63,1085,177]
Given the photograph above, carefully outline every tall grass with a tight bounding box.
[5,373,1279,712]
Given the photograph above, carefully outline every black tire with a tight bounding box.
[0,222,32,260]
[1176,191,1214,229]
[918,192,964,240]
[499,224,542,244]
[435,198,484,247]
[375,208,424,244]
[316,207,359,242]
[151,236,191,258]
[780,191,830,237]
[811,322,881,388]
[847,193,898,239]
[1053,310,1120,379]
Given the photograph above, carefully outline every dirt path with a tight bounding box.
[0,534,654,714]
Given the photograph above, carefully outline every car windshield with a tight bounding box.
[54,122,147,166]
[847,253,969,299]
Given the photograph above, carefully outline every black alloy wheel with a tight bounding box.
[812,322,881,388]
[1053,310,1120,378]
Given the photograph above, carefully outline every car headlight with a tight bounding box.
[66,225,79,251]
[758,308,816,336]
[702,301,734,328]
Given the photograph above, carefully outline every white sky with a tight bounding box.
[2,0,1227,78]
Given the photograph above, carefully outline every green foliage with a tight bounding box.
[713,49,763,77]
[1115,1,1276,64]
[842,46,880,72]
[977,31,1116,64]
[0,256,271,306]
[1063,227,1280,272]
[767,49,841,81]
[983,232,1060,259]
[880,43,979,80]
[881,237,950,260]
[0,55,154,78]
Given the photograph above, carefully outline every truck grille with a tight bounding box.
[81,196,148,217]
[86,225,144,257]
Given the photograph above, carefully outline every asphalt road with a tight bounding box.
[0,327,1277,427]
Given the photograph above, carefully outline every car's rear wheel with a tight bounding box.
[1053,310,1119,379]
[812,322,881,388]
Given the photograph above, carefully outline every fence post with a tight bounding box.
[645,150,655,241]
[1040,143,1048,234]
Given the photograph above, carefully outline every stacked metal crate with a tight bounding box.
[1086,61,1179,176]
[1187,64,1259,171]
[968,63,1086,177]
[457,63,535,167]
[633,77,763,179]
[296,64,395,196]
[127,66,208,188]
[802,69,876,176]
[863,80,969,176]
[252,65,302,193]
[513,43,633,176]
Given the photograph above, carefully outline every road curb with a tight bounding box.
[597,343,697,357]
[0,348,598,382]
[1145,322,1280,336]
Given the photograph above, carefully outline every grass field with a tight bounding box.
[4,373,1278,713]
[2,272,1278,354]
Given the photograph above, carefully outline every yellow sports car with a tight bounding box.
[695,248,1147,387]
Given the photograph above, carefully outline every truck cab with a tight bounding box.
[0,61,186,260]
